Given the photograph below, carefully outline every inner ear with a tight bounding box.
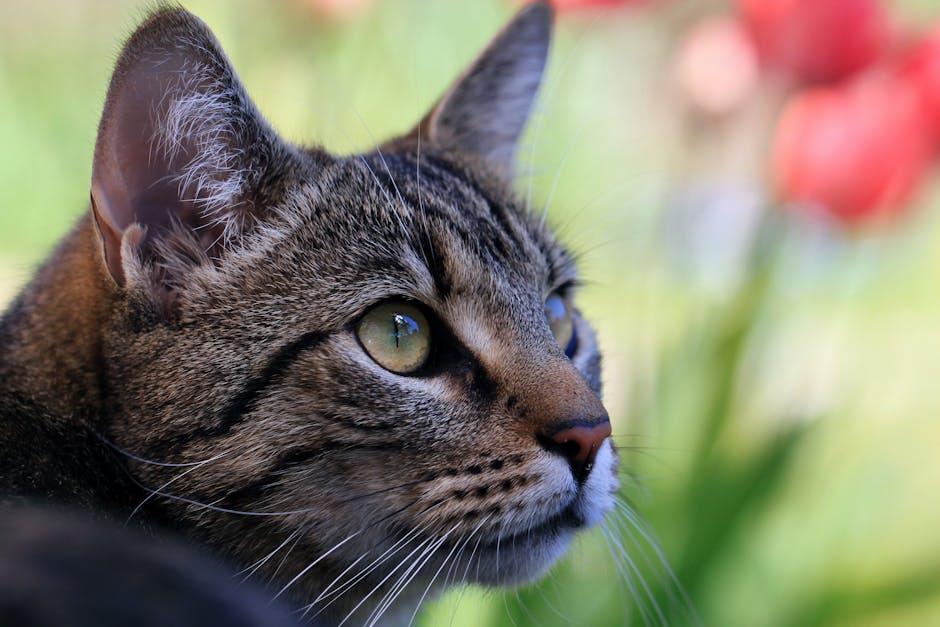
[90,8,291,287]
[406,1,553,178]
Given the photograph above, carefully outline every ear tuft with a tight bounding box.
[415,1,553,177]
[91,7,289,288]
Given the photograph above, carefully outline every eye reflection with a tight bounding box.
[544,293,576,357]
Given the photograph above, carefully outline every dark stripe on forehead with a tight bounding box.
[410,227,453,299]
[417,154,533,255]
[154,331,327,456]
[372,153,529,267]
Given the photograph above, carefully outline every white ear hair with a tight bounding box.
[90,8,287,286]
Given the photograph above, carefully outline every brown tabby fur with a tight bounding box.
[0,3,618,623]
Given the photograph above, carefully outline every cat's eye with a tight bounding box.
[357,301,432,374]
[545,293,576,356]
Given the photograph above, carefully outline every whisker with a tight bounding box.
[614,499,701,625]
[351,107,407,209]
[272,531,361,601]
[336,535,436,626]
[604,521,665,626]
[539,111,588,231]
[236,527,301,583]
[448,524,489,627]
[268,531,304,587]
[121,469,427,518]
[312,499,450,623]
[92,429,220,468]
[303,521,429,616]
[600,524,649,626]
[367,522,460,627]
[524,12,601,217]
[406,515,491,627]
[502,590,520,627]
[306,497,452,617]
[125,450,229,524]
[534,579,573,624]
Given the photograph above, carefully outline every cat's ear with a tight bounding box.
[91,8,289,287]
[410,1,552,178]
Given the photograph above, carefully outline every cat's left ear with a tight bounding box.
[408,1,552,178]
[90,8,293,289]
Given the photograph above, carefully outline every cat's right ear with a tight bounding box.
[406,1,553,179]
[90,8,289,288]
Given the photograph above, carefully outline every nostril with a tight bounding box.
[537,434,582,465]
[538,417,612,482]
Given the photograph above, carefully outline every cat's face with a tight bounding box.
[92,2,616,616]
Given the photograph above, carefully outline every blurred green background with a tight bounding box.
[3,1,940,625]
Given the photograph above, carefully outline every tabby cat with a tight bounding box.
[0,2,617,624]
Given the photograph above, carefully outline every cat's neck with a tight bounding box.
[0,214,116,426]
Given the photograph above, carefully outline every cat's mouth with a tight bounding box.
[442,500,585,587]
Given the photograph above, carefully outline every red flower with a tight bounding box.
[737,0,891,84]
[547,0,642,11]
[899,26,940,141]
[771,76,933,224]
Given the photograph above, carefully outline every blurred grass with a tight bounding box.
[3,1,940,625]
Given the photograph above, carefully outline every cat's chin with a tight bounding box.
[466,509,580,587]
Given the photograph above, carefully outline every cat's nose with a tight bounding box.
[539,417,611,482]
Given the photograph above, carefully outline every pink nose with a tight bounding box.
[540,418,611,482]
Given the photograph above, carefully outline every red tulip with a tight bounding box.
[899,27,940,140]
[737,0,891,84]
[771,76,932,224]
[547,0,643,11]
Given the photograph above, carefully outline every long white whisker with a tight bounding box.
[237,528,301,583]
[93,431,221,468]
[448,523,489,627]
[351,106,407,210]
[406,516,491,627]
[272,531,361,601]
[336,535,435,626]
[614,500,700,625]
[601,524,649,626]
[524,13,600,216]
[125,450,229,524]
[604,522,664,626]
[539,111,589,230]
[367,522,460,627]
[305,521,429,616]
[268,531,304,586]
[534,580,573,624]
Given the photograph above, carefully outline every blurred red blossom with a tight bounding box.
[545,0,644,11]
[674,16,759,116]
[899,26,940,140]
[737,0,892,84]
[771,76,933,224]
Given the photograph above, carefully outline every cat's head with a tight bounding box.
[91,1,617,614]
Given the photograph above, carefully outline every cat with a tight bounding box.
[0,1,618,624]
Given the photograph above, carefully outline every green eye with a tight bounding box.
[357,301,432,374]
[545,293,574,354]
